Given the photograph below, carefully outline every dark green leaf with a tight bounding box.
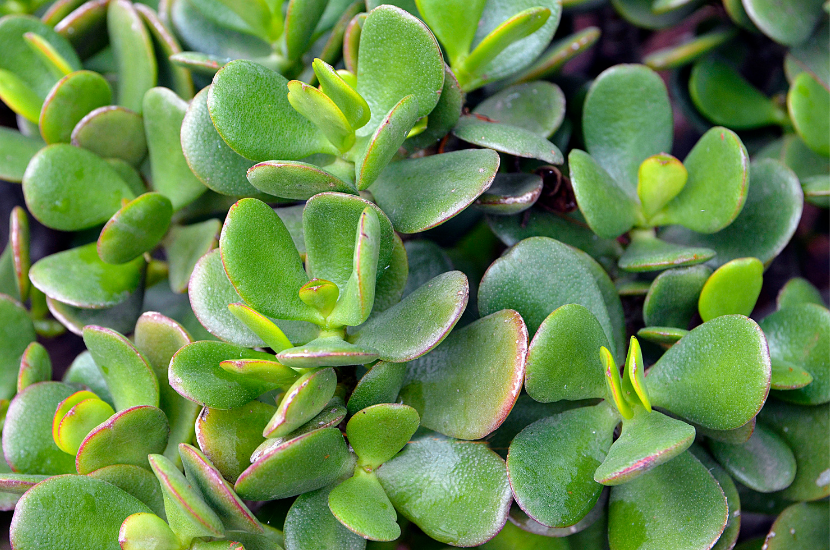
[0,295,35,399]
[347,403,419,469]
[474,81,565,137]
[742,0,825,46]
[164,219,220,294]
[98,192,173,265]
[284,485,367,550]
[764,501,829,550]
[643,265,711,328]
[264,368,337,438]
[709,422,796,493]
[347,362,407,415]
[0,127,43,183]
[453,115,563,164]
[618,232,715,272]
[71,106,147,167]
[108,0,157,112]
[788,71,830,156]
[246,160,355,200]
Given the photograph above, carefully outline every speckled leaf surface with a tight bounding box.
[284,485,367,550]
[264,368,337,438]
[38,70,111,144]
[328,471,400,541]
[347,403,419,469]
[98,193,173,265]
[618,233,715,272]
[473,81,565,137]
[453,115,563,164]
[764,501,829,550]
[71,106,146,166]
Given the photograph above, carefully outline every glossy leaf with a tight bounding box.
[288,80,355,153]
[709,421,796,493]
[275,335,379,368]
[698,257,763,321]
[474,81,565,138]
[119,512,181,550]
[644,28,738,71]
[742,0,825,46]
[636,153,687,221]
[98,193,173,265]
[22,144,135,231]
[284,485,367,550]
[76,406,169,474]
[595,408,695,485]
[643,265,711,328]
[0,68,42,122]
[169,341,276,409]
[314,58,370,130]
[647,315,771,430]
[235,427,353,500]
[17,342,51,392]
[475,172,543,215]
[636,326,689,346]
[246,160,354,200]
[83,325,159,411]
[453,115,563,164]
[607,451,728,550]
[689,446,742,550]
[764,501,829,550]
[788,71,830,156]
[165,219,220,294]
[378,434,512,546]
[347,403,419,469]
[348,271,467,362]
[38,70,111,144]
[220,198,321,323]
[370,148,499,233]
[3,382,77,474]
[62,351,113,407]
[618,231,715,272]
[583,64,673,190]
[328,470,400,541]
[414,0,486,66]
[227,304,292,353]
[10,475,152,550]
[777,277,825,309]
[208,60,335,162]
[134,4,193,100]
[0,295,35,399]
[264,368,337,438]
[55,396,115,456]
[356,94,420,190]
[71,106,147,167]
[507,402,619,528]
[403,64,463,151]
[8,206,30,301]
[347,362,407,415]
[108,0,156,112]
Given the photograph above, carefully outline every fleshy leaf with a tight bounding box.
[347,403,419,469]
[637,153,687,221]
[235,427,353,500]
[0,127,43,183]
[594,408,695,485]
[788,71,830,156]
[72,106,147,167]
[475,172,543,215]
[86,463,166,517]
[618,231,715,272]
[165,219,220,294]
[347,362,407,415]
[709,421,796,493]
[764,501,829,550]
[287,80,355,153]
[276,336,379,368]
[507,402,619,528]
[414,0,487,66]
[636,326,689,346]
[607,451,728,550]
[370,148,499,233]
[453,115,563,164]
[284,485,367,550]
[0,296,36,399]
[108,0,156,112]
[473,81,565,138]
[314,58,370,130]
[39,70,111,144]
[55,396,115,455]
[119,512,181,550]
[348,271,467,362]
[246,160,355,200]
[76,406,169,475]
[377,434,512,547]
[98,193,173,265]
[10,475,152,550]
[227,303,293,353]
[401,309,526,440]
[22,144,135,231]
[643,265,711,328]
[698,257,763,321]
[356,94,420,190]
[330,470,401,542]
[169,341,277,409]
[742,0,825,46]
[647,315,771,430]
[83,325,160,411]
[263,368,337,438]
[18,342,51,392]
[777,277,825,310]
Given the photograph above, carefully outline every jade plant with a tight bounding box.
[0,0,828,549]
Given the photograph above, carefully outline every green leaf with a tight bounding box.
[313,58,370,130]
[687,446,741,550]
[46,287,144,338]
[689,57,787,128]
[709,421,796,493]
[275,335,379,368]
[10,475,152,550]
[453,115,563,164]
[97,193,173,265]
[347,362,407,415]
[777,277,825,309]
[507,402,619,528]
[742,0,825,46]
[180,88,259,197]
[328,208,381,326]
[474,83,565,140]
[246,160,355,200]
[87,464,164,517]
[38,70,111,144]
[526,304,609,402]
[179,444,263,534]
[164,219,220,294]
[661,159,803,268]
[0,473,48,495]
[583,64,673,190]
[134,4,194,100]
[372,233,409,313]
[71,106,147,167]
[402,64,463,152]
[644,28,738,71]
[618,231,715,272]
[763,304,829,405]
[607,451,728,550]
[348,271,467,362]
[227,304,293,353]
[356,94,420,190]
[0,295,35,399]
[329,470,400,541]
[370,149,500,233]
[764,501,829,550]
[119,512,181,550]
[788,72,830,156]
[195,400,276,483]
[63,351,114,407]
[377,434,512,546]
[83,325,160,410]
[149,453,225,544]
[235,427,353,500]
[221,198,321,323]
[785,23,830,88]
[264,368,337,438]
[510,26,602,84]
[2,382,77,474]
[18,342,51,392]
[356,5,443,132]
[0,68,43,122]
[611,0,698,29]
[55,396,115,455]
[143,87,207,210]
[462,7,551,78]
[255,397,347,450]
[643,265,711,328]
[288,79,355,153]
[698,257,763,321]
[284,0,328,60]
[652,127,750,233]
[475,172,543,215]
[76,405,169,474]
[568,148,639,239]
[464,0,561,89]
[647,315,771,430]
[168,341,277,409]
[414,0,486,66]
[284,485,367,550]
[347,403,419,469]
[208,60,336,162]
[478,237,616,352]
[595,408,695,485]
[108,0,157,112]
[770,358,814,390]
[22,144,135,231]
[637,153,687,220]
[636,326,689,346]
[761,399,829,501]
[0,126,42,183]
[602,345,633,420]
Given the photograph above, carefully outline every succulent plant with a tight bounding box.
[0,0,828,549]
